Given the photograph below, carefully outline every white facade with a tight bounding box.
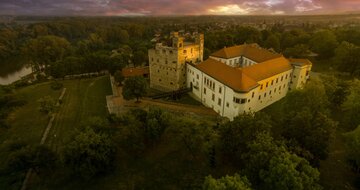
[187,63,294,120]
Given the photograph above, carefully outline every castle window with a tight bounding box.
[219,87,222,93]
[271,80,274,85]
[212,83,215,90]
[226,102,229,107]
[240,99,246,104]
[264,93,267,97]
[306,71,309,76]
[159,79,162,82]
[269,90,272,95]
[233,97,240,103]
[281,76,284,81]
[258,95,261,100]
[285,74,288,79]
[275,88,277,92]
[212,94,215,101]
[293,75,296,78]
[179,43,182,48]
[151,58,154,61]
[248,99,250,103]
[279,86,281,90]
[252,92,255,98]
[266,82,269,87]
[170,82,173,85]
[218,98,222,106]
[170,50,173,54]
[204,88,206,94]
[276,78,279,83]
[197,74,199,79]
[183,50,187,54]
[260,84,263,90]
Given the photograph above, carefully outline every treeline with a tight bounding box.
[1,17,360,79]
[204,26,360,76]
[0,18,152,78]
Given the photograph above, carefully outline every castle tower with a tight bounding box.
[148,32,204,92]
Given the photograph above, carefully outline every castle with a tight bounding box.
[149,32,312,120]
[148,32,204,91]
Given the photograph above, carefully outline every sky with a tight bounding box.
[0,0,360,16]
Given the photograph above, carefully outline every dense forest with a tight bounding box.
[0,16,360,78]
[0,16,360,189]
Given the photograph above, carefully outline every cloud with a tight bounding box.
[0,0,359,16]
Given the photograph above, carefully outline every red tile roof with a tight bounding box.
[122,67,149,78]
[242,57,293,82]
[195,59,258,93]
[193,56,293,92]
[211,43,281,63]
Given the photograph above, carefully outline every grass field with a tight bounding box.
[0,76,112,190]
[46,76,112,152]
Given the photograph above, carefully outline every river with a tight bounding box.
[0,59,32,85]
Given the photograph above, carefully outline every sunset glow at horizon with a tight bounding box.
[0,0,360,16]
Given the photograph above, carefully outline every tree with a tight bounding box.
[38,96,57,114]
[114,70,124,86]
[145,107,171,144]
[244,133,322,190]
[167,118,217,161]
[283,78,329,115]
[132,50,147,66]
[310,30,338,59]
[203,174,252,190]
[344,125,360,173]
[264,34,280,52]
[122,76,148,102]
[320,75,349,108]
[283,44,310,58]
[334,42,360,76]
[282,108,336,164]
[6,145,58,174]
[63,128,116,179]
[219,112,272,165]
[23,35,71,71]
[342,79,360,130]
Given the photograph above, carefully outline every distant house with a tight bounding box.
[121,66,150,78]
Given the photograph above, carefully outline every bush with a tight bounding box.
[51,81,63,90]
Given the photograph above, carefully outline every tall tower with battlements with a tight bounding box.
[148,32,204,91]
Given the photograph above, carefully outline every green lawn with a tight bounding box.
[0,76,112,190]
[46,76,112,152]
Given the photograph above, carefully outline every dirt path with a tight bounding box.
[107,85,218,117]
